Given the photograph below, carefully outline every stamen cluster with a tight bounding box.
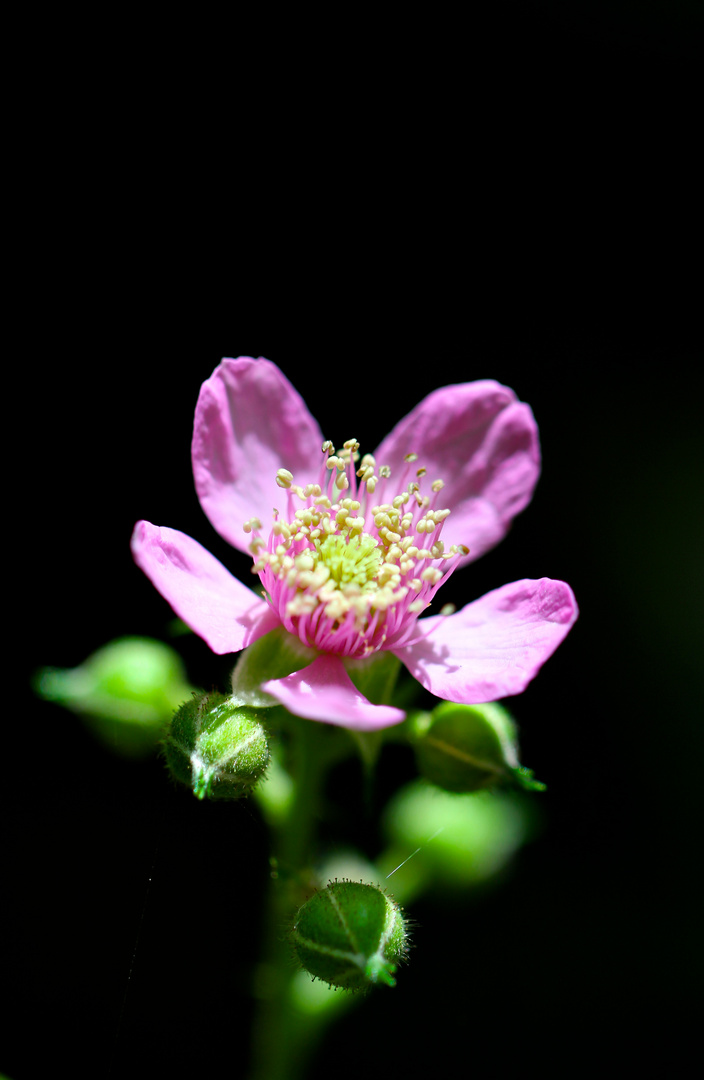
[244,439,468,658]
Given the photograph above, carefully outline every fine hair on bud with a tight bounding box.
[163,691,270,800]
[290,879,409,991]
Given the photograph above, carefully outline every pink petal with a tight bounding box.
[131,521,279,654]
[393,578,577,703]
[192,357,324,553]
[373,381,540,566]
[261,654,406,730]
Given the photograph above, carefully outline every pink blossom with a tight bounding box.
[132,357,577,730]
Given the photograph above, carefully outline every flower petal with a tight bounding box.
[393,578,577,702]
[131,521,279,654]
[373,381,540,565]
[261,653,406,730]
[192,357,324,553]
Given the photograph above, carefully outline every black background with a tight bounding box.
[8,4,703,1078]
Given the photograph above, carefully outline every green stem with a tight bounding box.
[248,718,346,1080]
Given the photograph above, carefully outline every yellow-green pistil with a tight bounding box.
[315,533,383,591]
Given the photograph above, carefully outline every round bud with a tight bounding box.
[291,880,408,990]
[412,701,544,793]
[163,691,270,800]
[382,780,532,892]
[34,637,194,756]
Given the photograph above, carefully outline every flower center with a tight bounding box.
[243,438,467,658]
[315,533,383,590]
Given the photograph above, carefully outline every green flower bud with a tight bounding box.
[412,701,545,793]
[34,637,194,756]
[163,692,270,800]
[381,780,533,896]
[291,880,408,991]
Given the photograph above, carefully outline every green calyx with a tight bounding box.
[163,691,270,800]
[230,625,317,708]
[412,701,546,794]
[291,880,408,991]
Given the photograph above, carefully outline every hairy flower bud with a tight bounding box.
[34,637,194,756]
[163,691,270,800]
[412,701,545,793]
[382,780,532,893]
[291,880,408,990]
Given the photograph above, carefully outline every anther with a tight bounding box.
[276,468,294,489]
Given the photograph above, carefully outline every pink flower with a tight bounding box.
[132,357,577,731]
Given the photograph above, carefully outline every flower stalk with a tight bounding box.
[248,716,350,1080]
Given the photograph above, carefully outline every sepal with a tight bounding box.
[290,880,409,991]
[343,651,402,708]
[163,691,270,800]
[411,700,544,793]
[230,625,316,707]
